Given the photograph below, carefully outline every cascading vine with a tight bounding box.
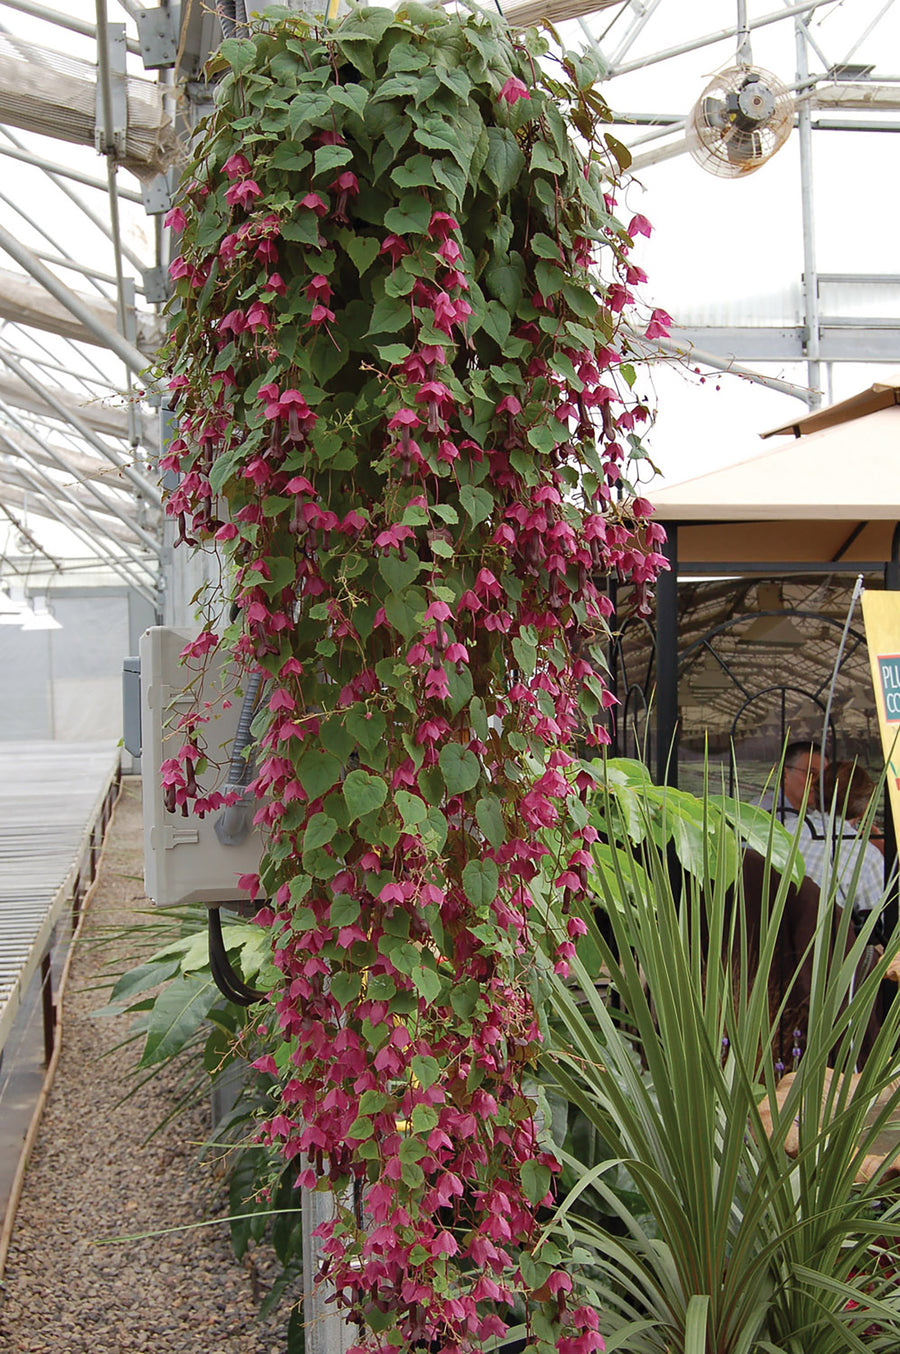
[160,6,668,1352]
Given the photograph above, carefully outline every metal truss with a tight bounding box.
[0,0,895,597]
[580,0,900,403]
[0,0,174,601]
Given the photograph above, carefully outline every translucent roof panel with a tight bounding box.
[0,0,897,603]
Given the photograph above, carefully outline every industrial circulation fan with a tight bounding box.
[687,66,794,178]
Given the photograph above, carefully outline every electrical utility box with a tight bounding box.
[140,626,263,907]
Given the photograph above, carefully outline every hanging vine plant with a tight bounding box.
[161,4,668,1351]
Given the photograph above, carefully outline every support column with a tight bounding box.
[796,18,822,408]
[655,524,678,786]
[40,953,56,1066]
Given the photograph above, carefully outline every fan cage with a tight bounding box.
[687,65,794,179]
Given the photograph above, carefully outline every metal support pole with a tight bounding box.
[736,0,751,64]
[40,952,56,1066]
[796,18,822,409]
[655,525,678,787]
[301,1183,353,1354]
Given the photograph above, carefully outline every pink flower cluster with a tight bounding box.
[162,55,665,1354]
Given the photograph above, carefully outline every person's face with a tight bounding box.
[783,753,820,809]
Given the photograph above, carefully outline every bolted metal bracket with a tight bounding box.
[142,264,171,306]
[141,169,175,216]
[95,23,128,158]
[136,6,178,70]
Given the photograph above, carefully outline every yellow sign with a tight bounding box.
[861,590,900,831]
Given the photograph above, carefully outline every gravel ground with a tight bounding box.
[0,778,293,1354]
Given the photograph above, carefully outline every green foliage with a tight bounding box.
[589,757,802,889]
[99,906,299,1338]
[162,3,666,1349]
[543,792,900,1353]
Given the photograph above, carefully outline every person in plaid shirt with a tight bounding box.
[799,761,889,936]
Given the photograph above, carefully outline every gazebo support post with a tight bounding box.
[656,524,679,786]
[882,524,900,937]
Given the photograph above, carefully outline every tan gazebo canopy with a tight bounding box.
[643,378,900,785]
[650,378,900,567]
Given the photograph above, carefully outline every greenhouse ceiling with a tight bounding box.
[0,0,896,610]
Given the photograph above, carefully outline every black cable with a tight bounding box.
[208,907,265,1006]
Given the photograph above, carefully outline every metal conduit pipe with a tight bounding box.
[214,672,264,847]
[228,672,262,786]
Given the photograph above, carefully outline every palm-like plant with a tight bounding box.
[543,775,900,1353]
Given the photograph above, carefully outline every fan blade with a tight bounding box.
[723,127,764,163]
[701,95,729,129]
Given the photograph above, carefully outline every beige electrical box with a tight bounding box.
[140,626,263,907]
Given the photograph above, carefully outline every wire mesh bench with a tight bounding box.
[0,742,121,1062]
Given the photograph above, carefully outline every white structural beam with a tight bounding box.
[503,0,624,28]
[815,82,900,109]
[0,347,161,508]
[0,267,162,352]
[610,0,841,76]
[0,369,156,447]
[0,0,141,53]
[0,223,155,378]
[666,323,900,364]
[0,472,145,546]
